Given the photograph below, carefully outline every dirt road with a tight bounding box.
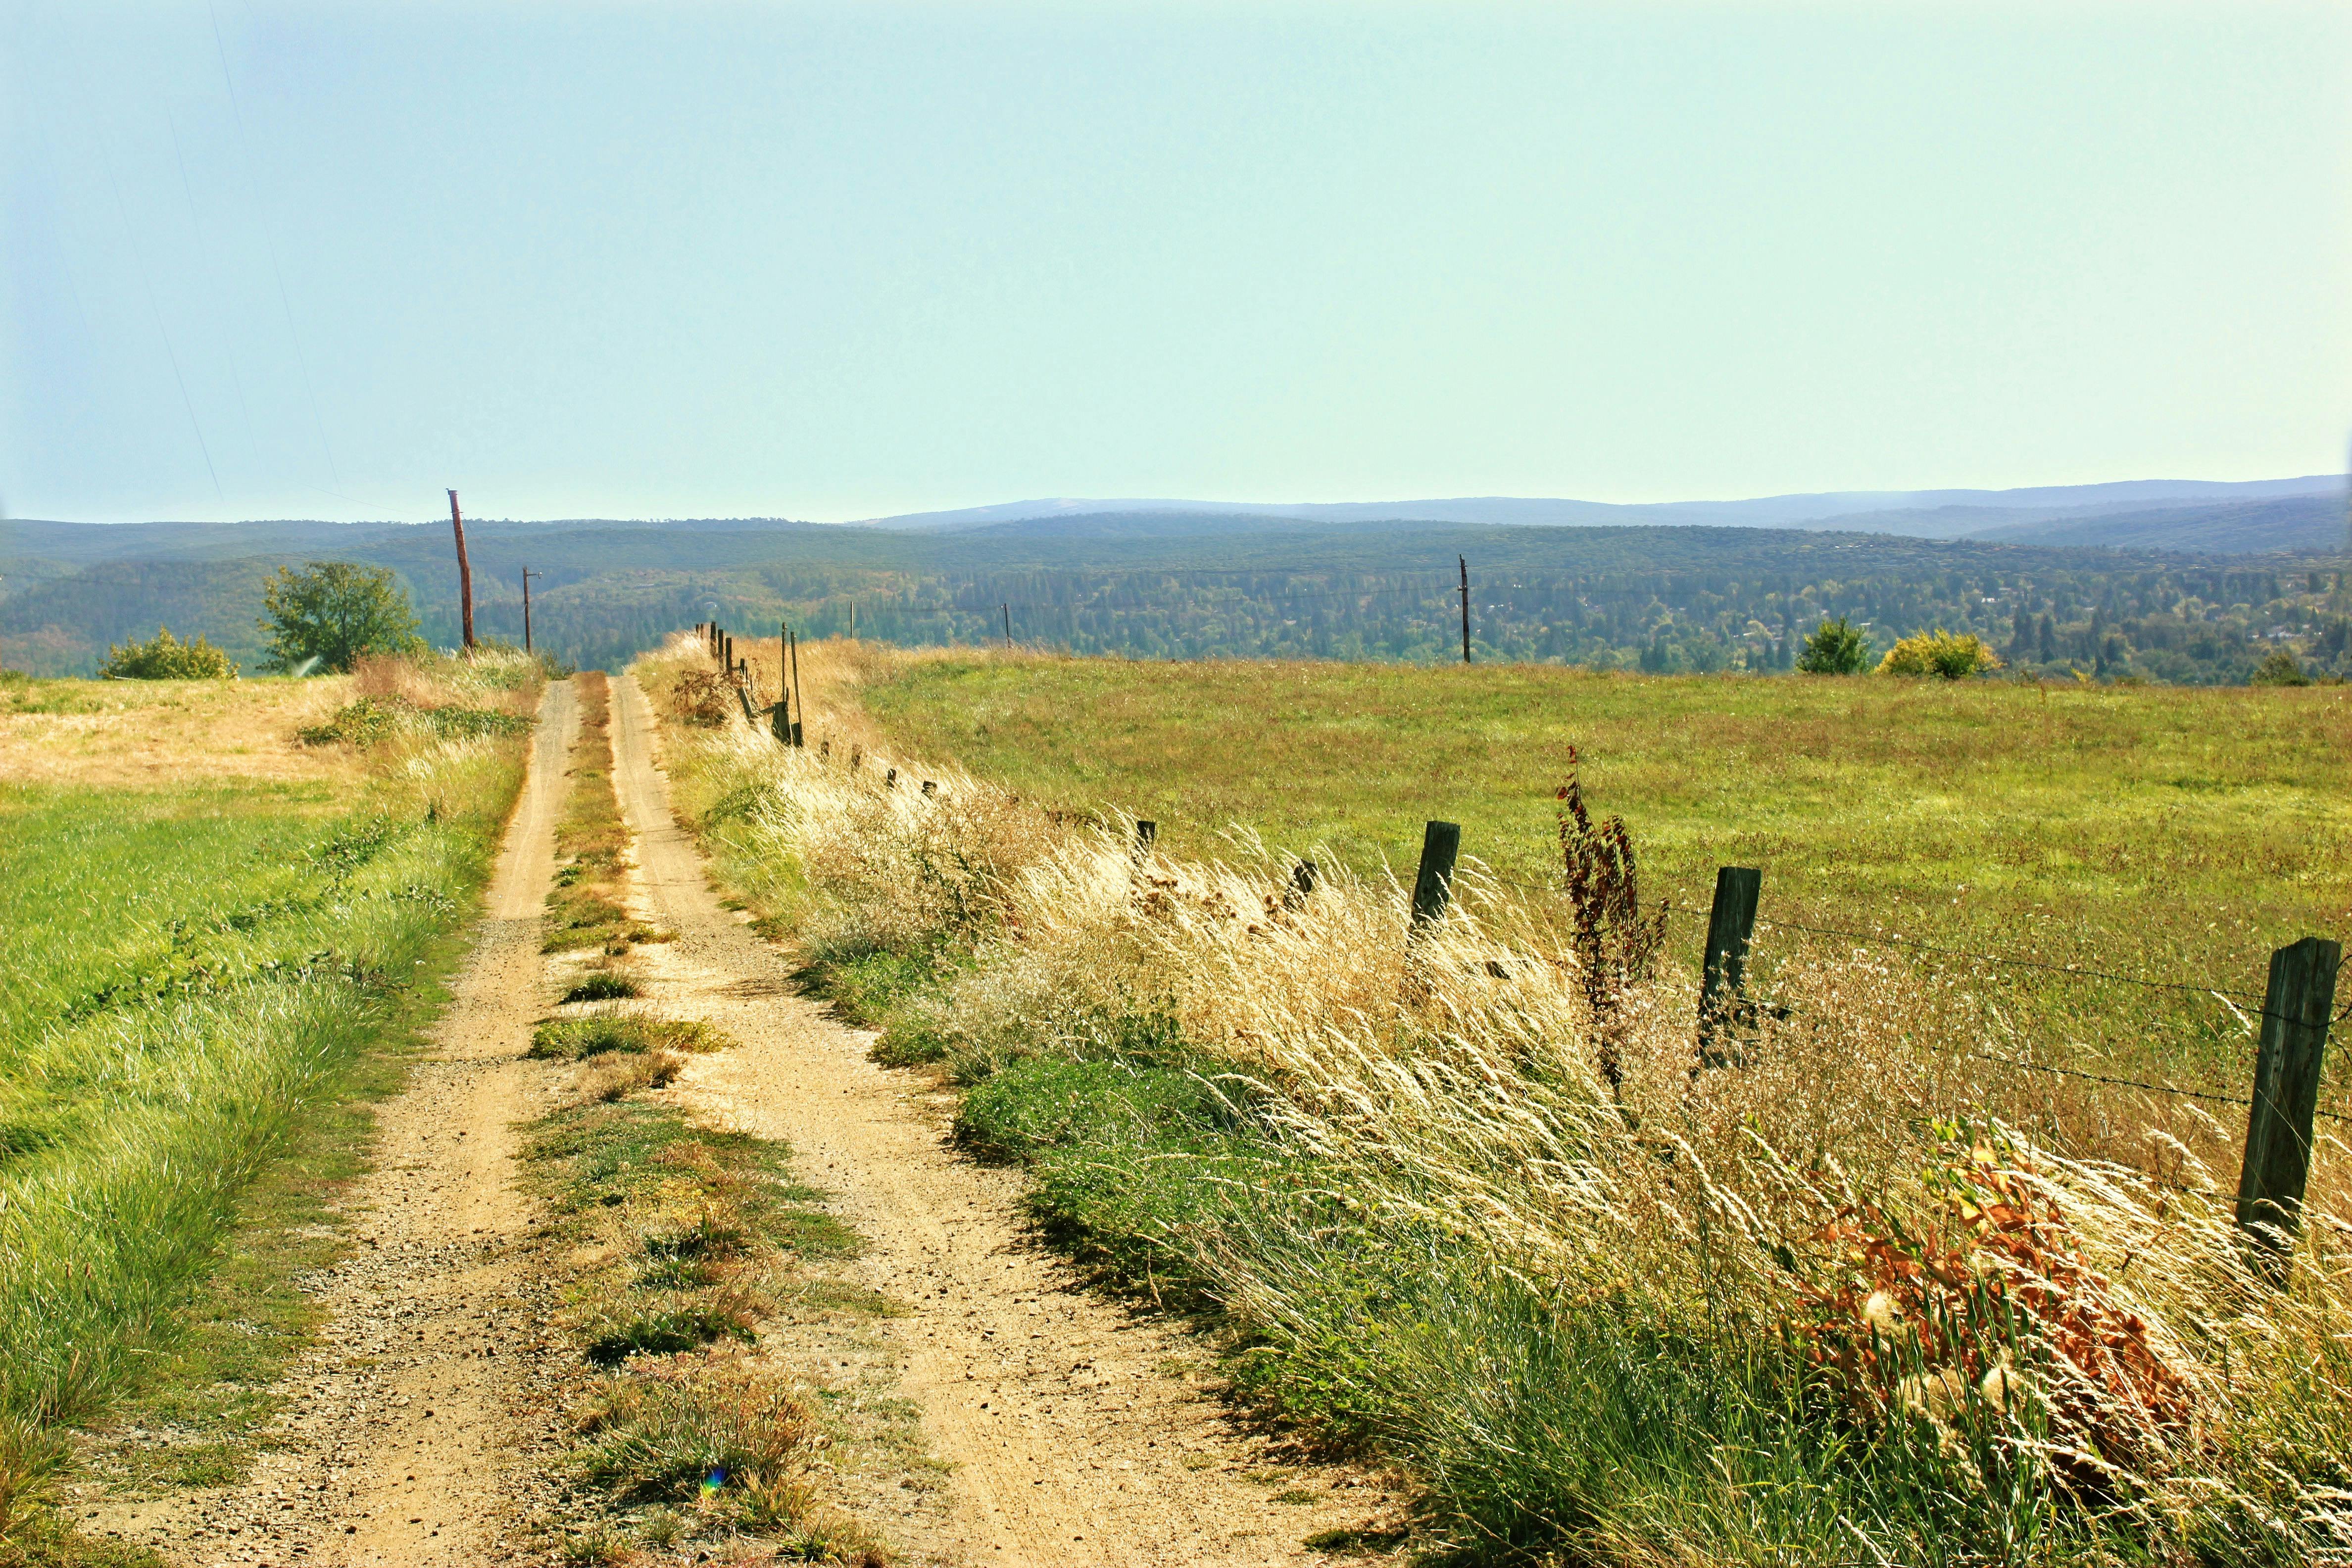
[89,673,1399,1566]
[605,675,1393,1566]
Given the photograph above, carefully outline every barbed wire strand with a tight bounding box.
[1469,876,2342,1027]
[1968,1049,2351,1126]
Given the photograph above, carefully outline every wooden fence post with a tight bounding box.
[788,628,806,748]
[1696,867,1763,1070]
[1410,821,1461,933]
[2236,935,2341,1280]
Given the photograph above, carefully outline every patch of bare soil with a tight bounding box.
[605,676,1410,1567]
[82,681,584,1567]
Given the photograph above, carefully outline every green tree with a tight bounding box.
[258,562,422,673]
[98,626,238,679]
[1796,616,1868,675]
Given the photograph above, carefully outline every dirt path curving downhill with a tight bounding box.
[89,680,583,1568]
[605,675,1404,1567]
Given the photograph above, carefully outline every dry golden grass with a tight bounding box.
[636,628,2352,1563]
[0,675,363,790]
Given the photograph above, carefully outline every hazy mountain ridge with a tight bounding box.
[857,474,2347,549]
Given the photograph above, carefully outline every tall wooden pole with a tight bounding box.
[1002,603,1012,649]
[446,490,476,652]
[521,567,541,654]
[1459,555,1471,665]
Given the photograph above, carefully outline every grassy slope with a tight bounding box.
[0,662,538,1563]
[860,653,2352,1093]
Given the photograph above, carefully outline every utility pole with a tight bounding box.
[447,490,476,652]
[521,567,541,654]
[1459,555,1471,665]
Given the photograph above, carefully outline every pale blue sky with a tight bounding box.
[4,2,2347,525]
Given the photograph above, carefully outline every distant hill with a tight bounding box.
[1961,495,2346,553]
[859,474,2347,543]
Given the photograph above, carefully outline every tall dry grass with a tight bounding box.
[640,633,2352,1564]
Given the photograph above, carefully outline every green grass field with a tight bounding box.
[0,657,539,1562]
[859,653,2352,1099]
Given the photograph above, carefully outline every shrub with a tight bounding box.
[295,697,404,747]
[2250,647,2311,686]
[1878,629,2003,679]
[1796,615,1869,674]
[98,626,237,680]
[671,669,734,728]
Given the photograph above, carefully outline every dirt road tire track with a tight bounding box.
[607,675,1403,1567]
[90,680,583,1568]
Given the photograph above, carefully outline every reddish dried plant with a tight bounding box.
[1556,746,1667,1094]
[1788,1138,2196,1485]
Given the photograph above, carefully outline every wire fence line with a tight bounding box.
[1438,863,2348,1123]
[1968,1050,2352,1127]
[1475,870,2330,1018]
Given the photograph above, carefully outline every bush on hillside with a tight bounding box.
[2250,648,2311,686]
[1877,630,2003,679]
[1796,615,1869,674]
[98,626,238,680]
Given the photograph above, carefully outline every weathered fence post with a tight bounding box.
[2236,935,2341,1281]
[788,628,807,748]
[1409,821,1461,934]
[1696,866,1763,1070]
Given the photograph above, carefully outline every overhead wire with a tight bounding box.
[94,120,225,502]
[166,109,263,474]
[208,0,343,494]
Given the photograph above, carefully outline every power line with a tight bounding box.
[95,126,223,502]
[207,0,341,492]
